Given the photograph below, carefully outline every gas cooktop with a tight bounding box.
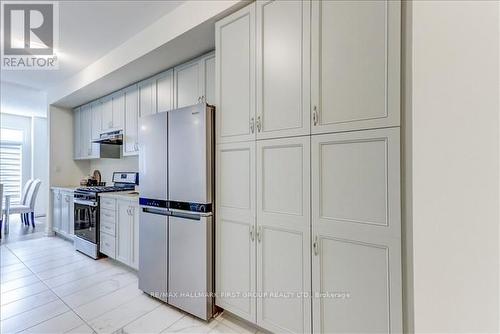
[76,185,135,193]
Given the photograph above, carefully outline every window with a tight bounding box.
[0,128,24,204]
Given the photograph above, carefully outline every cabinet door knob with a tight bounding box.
[256,226,262,243]
[249,225,255,242]
[256,116,262,132]
[250,117,255,134]
[313,235,319,256]
[313,106,319,126]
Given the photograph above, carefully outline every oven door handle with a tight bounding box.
[74,199,98,207]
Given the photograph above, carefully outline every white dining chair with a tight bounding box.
[19,179,34,225]
[8,179,41,228]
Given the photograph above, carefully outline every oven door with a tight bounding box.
[74,199,98,243]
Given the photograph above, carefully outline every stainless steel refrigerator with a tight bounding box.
[138,103,214,321]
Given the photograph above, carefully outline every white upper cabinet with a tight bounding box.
[311,128,402,333]
[256,0,310,139]
[216,141,256,323]
[73,107,81,159]
[111,91,125,130]
[311,0,400,134]
[101,96,113,132]
[173,52,215,109]
[256,136,311,333]
[90,101,101,158]
[138,78,157,118]
[216,3,256,144]
[202,53,215,106]
[80,103,91,158]
[174,58,202,109]
[156,69,174,113]
[123,85,139,156]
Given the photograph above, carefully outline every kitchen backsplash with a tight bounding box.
[89,155,138,184]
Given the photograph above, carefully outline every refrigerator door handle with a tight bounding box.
[169,210,208,221]
[141,207,171,216]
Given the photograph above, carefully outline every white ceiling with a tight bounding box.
[0,0,183,91]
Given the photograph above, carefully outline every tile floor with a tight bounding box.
[1,237,259,334]
[1,216,47,245]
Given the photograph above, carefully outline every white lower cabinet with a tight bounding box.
[99,197,139,270]
[311,128,402,333]
[100,232,116,258]
[51,189,74,239]
[216,141,256,323]
[256,136,311,333]
[52,190,62,233]
[116,200,140,270]
[216,137,311,333]
[216,129,402,333]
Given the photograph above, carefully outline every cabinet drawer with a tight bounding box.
[100,232,116,258]
[101,220,115,236]
[100,208,115,222]
[100,198,116,211]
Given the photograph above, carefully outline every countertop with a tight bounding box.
[99,191,139,202]
[51,185,80,192]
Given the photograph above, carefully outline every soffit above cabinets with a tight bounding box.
[48,1,248,109]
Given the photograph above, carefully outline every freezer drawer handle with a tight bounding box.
[170,210,202,221]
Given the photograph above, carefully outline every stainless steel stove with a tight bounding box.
[74,172,138,259]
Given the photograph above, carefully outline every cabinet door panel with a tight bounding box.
[80,104,90,158]
[52,191,61,232]
[256,0,310,139]
[73,108,81,159]
[60,193,70,236]
[311,128,402,333]
[69,195,74,236]
[157,70,174,113]
[174,60,201,109]
[112,92,125,130]
[215,3,256,143]
[139,79,156,117]
[131,204,139,270]
[311,0,400,133]
[203,54,215,106]
[90,102,101,158]
[256,136,310,333]
[116,200,132,265]
[124,85,139,156]
[216,142,256,323]
[101,97,113,132]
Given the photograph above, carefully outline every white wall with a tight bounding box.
[48,105,90,234]
[410,1,499,332]
[32,117,49,216]
[1,82,47,117]
[1,82,49,215]
[89,156,138,184]
[49,106,90,187]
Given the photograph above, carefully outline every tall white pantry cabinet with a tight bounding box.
[215,1,402,334]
